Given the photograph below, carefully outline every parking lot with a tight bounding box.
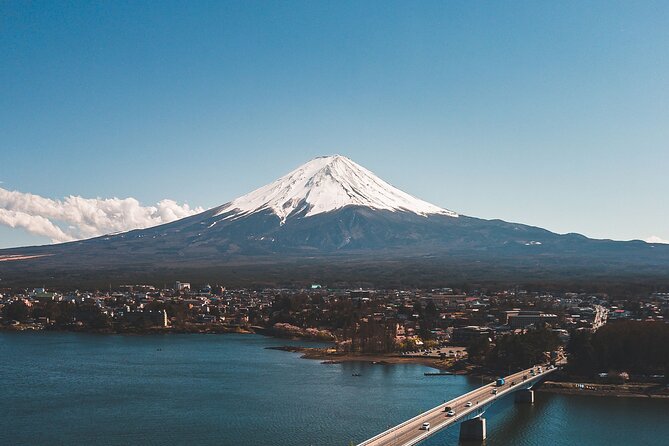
[400,346,468,359]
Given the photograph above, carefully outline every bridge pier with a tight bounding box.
[515,389,534,403]
[459,417,487,441]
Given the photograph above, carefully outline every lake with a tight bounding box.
[1,332,667,445]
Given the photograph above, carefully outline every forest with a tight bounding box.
[467,327,561,373]
[567,321,669,378]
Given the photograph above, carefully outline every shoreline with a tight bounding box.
[266,346,471,372]
[0,324,257,335]
[0,322,337,339]
[537,381,669,399]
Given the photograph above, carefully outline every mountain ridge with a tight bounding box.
[1,155,668,289]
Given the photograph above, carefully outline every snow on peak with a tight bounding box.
[215,155,458,222]
[646,236,669,244]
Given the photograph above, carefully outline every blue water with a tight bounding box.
[1,332,667,446]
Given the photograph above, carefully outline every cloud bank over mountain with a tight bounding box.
[0,187,204,243]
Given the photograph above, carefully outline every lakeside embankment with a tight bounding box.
[538,380,669,399]
[0,323,255,335]
[1,321,334,338]
[267,346,472,372]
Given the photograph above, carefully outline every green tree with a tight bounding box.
[467,336,492,364]
[487,327,559,372]
[568,321,669,376]
[566,330,596,375]
[3,301,31,322]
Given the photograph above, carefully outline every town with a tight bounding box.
[2,283,667,362]
[2,283,667,339]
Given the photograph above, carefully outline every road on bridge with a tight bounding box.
[358,364,556,446]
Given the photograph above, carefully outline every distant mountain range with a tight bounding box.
[1,155,668,290]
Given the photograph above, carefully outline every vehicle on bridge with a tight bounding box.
[495,378,505,386]
[421,422,430,431]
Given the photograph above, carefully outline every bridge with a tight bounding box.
[357,364,557,446]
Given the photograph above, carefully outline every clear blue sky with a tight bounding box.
[1,0,668,248]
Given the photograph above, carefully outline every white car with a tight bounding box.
[465,401,473,407]
[446,410,456,417]
[421,422,431,430]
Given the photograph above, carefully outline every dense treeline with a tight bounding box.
[467,327,560,373]
[3,255,669,295]
[567,321,669,377]
[2,300,110,328]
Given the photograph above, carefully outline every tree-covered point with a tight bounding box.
[2,301,31,322]
[567,321,669,377]
[467,327,560,373]
[2,300,110,329]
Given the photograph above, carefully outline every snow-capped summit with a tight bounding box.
[215,155,458,222]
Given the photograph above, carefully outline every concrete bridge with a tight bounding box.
[357,364,557,446]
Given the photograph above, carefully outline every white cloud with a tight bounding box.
[645,236,669,244]
[0,209,75,242]
[0,187,205,243]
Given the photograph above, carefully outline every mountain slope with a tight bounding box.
[1,155,668,289]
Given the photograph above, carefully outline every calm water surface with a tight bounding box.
[1,332,667,445]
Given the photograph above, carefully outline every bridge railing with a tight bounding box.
[356,380,492,446]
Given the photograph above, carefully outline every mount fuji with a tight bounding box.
[2,155,668,289]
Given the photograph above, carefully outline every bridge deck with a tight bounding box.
[358,365,556,446]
